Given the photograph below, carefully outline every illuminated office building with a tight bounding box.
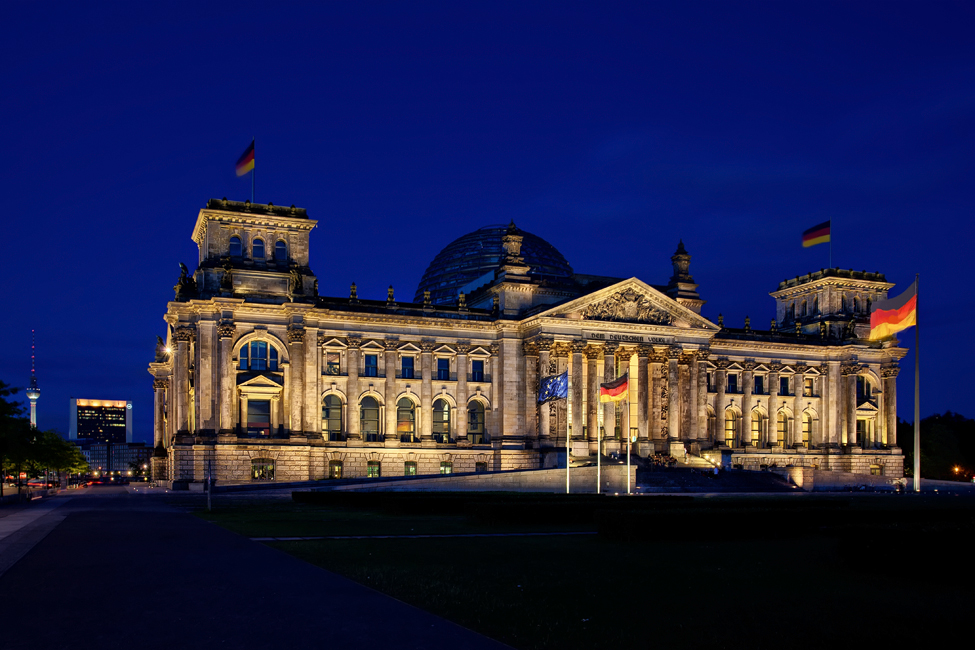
[69,398,133,444]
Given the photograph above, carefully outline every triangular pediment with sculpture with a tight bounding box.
[533,278,719,330]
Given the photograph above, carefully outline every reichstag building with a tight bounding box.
[149,198,905,485]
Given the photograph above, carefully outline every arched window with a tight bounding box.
[777,412,791,447]
[360,396,380,442]
[432,398,450,443]
[841,295,847,312]
[801,413,812,448]
[468,401,486,444]
[322,395,342,441]
[252,238,265,260]
[724,410,739,447]
[854,297,860,313]
[396,398,416,442]
[800,301,807,318]
[788,303,795,321]
[229,236,242,258]
[239,341,279,371]
[274,240,287,262]
[813,297,819,314]
[751,411,767,447]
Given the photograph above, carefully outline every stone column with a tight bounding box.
[636,346,650,455]
[287,327,305,435]
[586,345,600,453]
[667,347,680,440]
[768,364,780,446]
[571,341,585,443]
[270,395,280,431]
[420,341,435,441]
[217,323,235,434]
[456,344,470,441]
[173,326,194,433]
[602,343,618,442]
[152,379,166,449]
[650,352,663,446]
[523,341,538,445]
[884,366,899,447]
[688,352,699,442]
[696,350,709,443]
[304,327,320,437]
[714,360,727,446]
[816,364,828,447]
[346,337,361,439]
[844,364,858,446]
[489,344,500,441]
[384,340,398,441]
[827,361,841,446]
[553,343,568,446]
[538,339,553,445]
[792,368,803,446]
[238,392,248,434]
[742,362,754,446]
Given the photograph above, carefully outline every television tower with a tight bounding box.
[26,329,40,428]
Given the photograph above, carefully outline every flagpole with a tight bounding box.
[251,136,255,203]
[626,393,631,495]
[914,273,920,493]
[829,219,832,269]
[566,388,571,495]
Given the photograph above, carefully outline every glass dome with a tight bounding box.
[414,224,574,305]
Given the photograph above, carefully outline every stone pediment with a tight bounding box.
[237,374,283,388]
[535,279,718,330]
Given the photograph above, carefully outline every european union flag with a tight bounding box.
[538,371,569,403]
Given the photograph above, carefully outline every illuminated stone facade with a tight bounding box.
[149,199,905,486]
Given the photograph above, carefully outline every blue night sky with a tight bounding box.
[3,2,973,443]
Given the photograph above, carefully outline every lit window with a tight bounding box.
[401,356,414,379]
[329,460,343,479]
[397,398,416,442]
[247,400,271,437]
[440,461,453,475]
[251,458,274,481]
[724,410,738,447]
[252,238,265,260]
[777,412,790,446]
[471,360,484,382]
[404,461,417,476]
[437,358,450,380]
[432,398,450,443]
[274,240,287,262]
[367,461,381,478]
[324,352,340,375]
[870,465,883,476]
[230,236,242,257]
[360,397,380,442]
[801,413,812,448]
[803,378,814,397]
[322,395,342,441]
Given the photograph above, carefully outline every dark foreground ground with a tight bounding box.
[200,490,975,650]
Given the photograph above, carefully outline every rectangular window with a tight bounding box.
[329,460,343,479]
[727,374,738,394]
[475,462,487,473]
[251,341,268,371]
[366,461,381,478]
[780,377,790,396]
[804,377,814,397]
[754,376,764,395]
[440,461,453,475]
[364,354,378,377]
[437,358,450,380]
[247,400,271,437]
[404,461,417,476]
[325,352,340,375]
[870,465,883,476]
[471,360,484,382]
[251,460,274,481]
[401,356,414,379]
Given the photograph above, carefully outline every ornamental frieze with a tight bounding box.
[580,289,674,325]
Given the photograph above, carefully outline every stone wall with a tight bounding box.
[308,464,636,494]
[701,448,903,478]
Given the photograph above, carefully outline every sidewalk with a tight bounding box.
[0,486,508,650]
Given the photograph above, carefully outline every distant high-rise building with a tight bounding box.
[25,329,40,428]
[69,399,133,443]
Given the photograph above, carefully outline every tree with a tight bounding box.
[899,412,975,481]
[0,381,30,498]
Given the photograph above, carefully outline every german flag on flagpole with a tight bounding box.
[235,139,255,177]
[599,372,629,403]
[802,220,831,247]
[869,280,917,340]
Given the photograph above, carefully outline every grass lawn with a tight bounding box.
[199,493,975,649]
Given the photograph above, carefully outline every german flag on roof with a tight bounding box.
[235,140,254,177]
[869,280,917,340]
[802,220,830,248]
[599,372,629,403]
